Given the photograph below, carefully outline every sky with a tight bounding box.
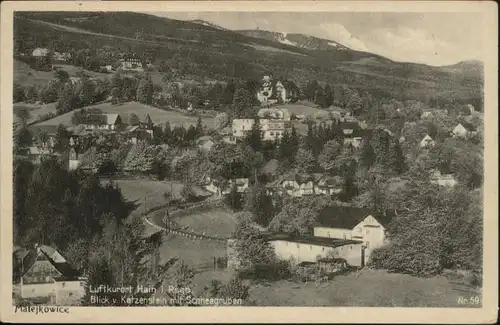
[152,12,484,66]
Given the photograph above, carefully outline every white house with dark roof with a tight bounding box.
[17,244,85,305]
[81,113,123,131]
[32,48,50,57]
[419,134,435,148]
[314,206,397,262]
[264,233,364,267]
[452,122,477,138]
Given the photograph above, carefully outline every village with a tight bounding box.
[12,32,483,308]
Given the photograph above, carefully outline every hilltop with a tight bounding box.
[14,11,483,106]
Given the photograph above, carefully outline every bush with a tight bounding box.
[237,260,291,282]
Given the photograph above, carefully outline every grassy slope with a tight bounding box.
[176,208,238,238]
[248,269,480,307]
[100,178,185,217]
[14,102,58,124]
[33,101,216,128]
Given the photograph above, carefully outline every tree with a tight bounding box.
[129,113,140,126]
[15,107,31,128]
[55,70,70,83]
[318,139,341,173]
[360,139,376,170]
[295,148,317,174]
[245,118,263,152]
[13,83,26,103]
[56,83,77,114]
[225,184,243,212]
[244,183,274,227]
[214,112,230,129]
[346,88,362,115]
[137,74,154,105]
[220,276,250,301]
[232,216,276,267]
[195,116,203,136]
[232,87,254,118]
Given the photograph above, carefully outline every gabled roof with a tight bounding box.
[105,114,120,125]
[21,245,80,280]
[261,159,279,175]
[457,121,477,132]
[317,206,397,230]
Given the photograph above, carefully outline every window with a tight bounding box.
[233,130,236,134]
[328,232,331,238]
[322,247,325,252]
[366,229,370,235]
[62,282,66,288]
[350,246,352,250]
[69,292,73,297]
[296,244,300,249]
[270,132,275,136]
[366,241,370,248]
[310,245,312,251]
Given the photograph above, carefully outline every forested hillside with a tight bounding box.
[14,11,483,109]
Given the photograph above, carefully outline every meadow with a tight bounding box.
[247,268,481,307]
[175,207,237,238]
[100,178,184,217]
[33,101,217,129]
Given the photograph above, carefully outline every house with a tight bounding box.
[263,232,364,267]
[340,122,368,149]
[32,48,50,57]
[100,65,113,72]
[52,52,65,61]
[314,174,344,195]
[256,75,287,104]
[119,56,144,71]
[315,206,397,263]
[81,113,123,131]
[203,177,249,196]
[222,178,250,195]
[419,134,435,148]
[274,173,315,197]
[68,148,81,171]
[421,111,434,119]
[232,119,290,142]
[18,244,85,305]
[196,135,215,152]
[430,170,458,187]
[257,108,291,121]
[452,122,477,138]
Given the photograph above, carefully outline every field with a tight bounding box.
[157,232,227,269]
[14,102,57,124]
[176,208,238,238]
[248,269,481,307]
[100,178,185,217]
[14,59,110,87]
[277,102,326,116]
[33,101,216,129]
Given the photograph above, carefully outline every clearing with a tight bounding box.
[248,268,481,307]
[33,101,216,129]
[175,207,238,238]
[14,59,109,87]
[277,102,326,116]
[100,178,184,217]
[246,43,307,57]
[14,102,57,124]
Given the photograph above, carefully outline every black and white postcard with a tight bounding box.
[1,1,497,323]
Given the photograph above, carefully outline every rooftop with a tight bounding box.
[262,232,363,248]
[317,206,397,230]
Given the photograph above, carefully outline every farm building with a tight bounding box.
[315,206,397,263]
[16,244,85,305]
[419,134,436,148]
[32,48,50,57]
[232,118,290,142]
[452,122,477,138]
[263,232,364,267]
[429,170,458,187]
